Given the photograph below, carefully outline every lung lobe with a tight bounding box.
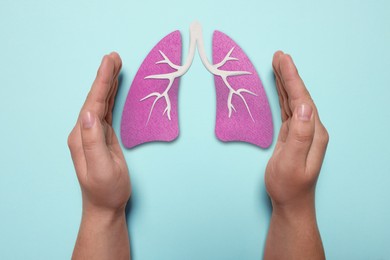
[121,31,182,148]
[212,30,273,148]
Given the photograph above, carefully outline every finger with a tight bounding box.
[109,131,126,162]
[277,120,289,143]
[279,54,312,113]
[110,52,122,79]
[81,55,117,120]
[67,126,87,176]
[272,51,290,121]
[106,78,119,125]
[283,103,315,168]
[306,115,329,173]
[106,53,122,125]
[276,76,291,121]
[272,51,285,115]
[104,123,115,146]
[274,51,293,119]
[80,111,111,173]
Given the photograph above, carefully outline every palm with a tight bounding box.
[265,119,294,204]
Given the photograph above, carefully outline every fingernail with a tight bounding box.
[297,103,312,121]
[82,111,95,129]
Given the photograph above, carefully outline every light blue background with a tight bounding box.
[1,0,389,259]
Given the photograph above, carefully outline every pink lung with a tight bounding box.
[213,31,273,148]
[121,31,182,148]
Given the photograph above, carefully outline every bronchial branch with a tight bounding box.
[141,52,179,124]
[141,29,197,125]
[141,21,256,124]
[193,22,257,122]
[212,46,257,121]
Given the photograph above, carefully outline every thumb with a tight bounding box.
[80,111,110,171]
[284,103,315,166]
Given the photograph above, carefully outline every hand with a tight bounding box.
[68,52,131,216]
[264,52,328,260]
[265,51,329,212]
[68,53,131,260]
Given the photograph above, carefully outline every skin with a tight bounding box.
[68,51,328,260]
[264,51,328,260]
[68,52,131,260]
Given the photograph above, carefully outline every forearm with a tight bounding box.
[72,209,130,260]
[264,201,325,260]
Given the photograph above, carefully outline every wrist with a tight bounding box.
[73,201,130,260]
[271,195,317,222]
[271,199,319,232]
[81,203,127,226]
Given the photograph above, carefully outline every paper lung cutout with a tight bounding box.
[212,30,273,148]
[120,22,273,149]
[121,31,182,148]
